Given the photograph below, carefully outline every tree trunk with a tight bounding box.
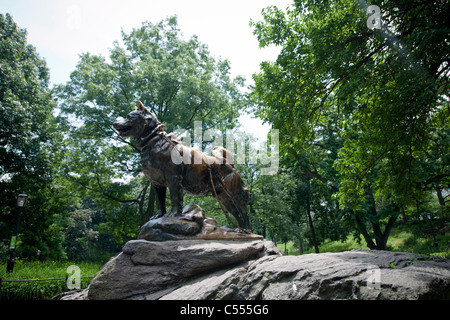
[401,207,408,223]
[435,185,446,219]
[368,194,385,249]
[306,177,319,253]
[416,198,422,231]
[354,214,377,250]
[376,215,397,250]
[353,201,398,251]
[297,223,304,255]
[306,208,319,253]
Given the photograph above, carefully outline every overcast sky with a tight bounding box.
[2,0,292,138]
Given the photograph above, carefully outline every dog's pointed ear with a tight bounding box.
[136,101,150,114]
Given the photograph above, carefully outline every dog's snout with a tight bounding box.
[113,119,127,130]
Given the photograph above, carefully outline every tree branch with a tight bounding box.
[294,153,328,184]
[74,178,137,204]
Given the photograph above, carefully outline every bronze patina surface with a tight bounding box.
[114,101,252,235]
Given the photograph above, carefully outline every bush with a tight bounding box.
[0,242,9,261]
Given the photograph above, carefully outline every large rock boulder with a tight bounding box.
[87,239,278,300]
[160,249,450,300]
[55,239,450,300]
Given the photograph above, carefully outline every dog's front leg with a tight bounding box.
[154,185,167,218]
[168,175,183,217]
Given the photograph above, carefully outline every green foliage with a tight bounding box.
[280,220,449,258]
[63,209,98,260]
[251,0,449,249]
[0,13,67,259]
[252,0,449,205]
[53,16,246,245]
[0,13,55,183]
[0,260,101,300]
[251,169,298,241]
[387,221,450,258]
[1,6,447,265]
[278,236,368,255]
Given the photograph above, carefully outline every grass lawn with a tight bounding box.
[277,221,449,258]
[0,260,102,300]
[277,236,367,256]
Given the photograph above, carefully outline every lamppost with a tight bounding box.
[6,193,28,273]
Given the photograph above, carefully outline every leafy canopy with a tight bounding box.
[251,0,449,209]
[54,16,247,242]
[0,13,55,185]
[0,13,65,258]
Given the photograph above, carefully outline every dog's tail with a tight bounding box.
[207,165,251,232]
[208,166,240,229]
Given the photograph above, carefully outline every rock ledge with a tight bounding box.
[55,240,450,300]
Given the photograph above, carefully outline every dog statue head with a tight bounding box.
[113,101,165,139]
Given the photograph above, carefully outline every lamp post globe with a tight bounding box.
[17,194,28,208]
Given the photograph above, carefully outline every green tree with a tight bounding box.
[63,209,98,260]
[0,14,54,183]
[55,16,246,242]
[251,1,449,249]
[251,169,298,243]
[0,14,65,258]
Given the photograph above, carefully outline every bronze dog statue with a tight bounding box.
[113,101,251,231]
